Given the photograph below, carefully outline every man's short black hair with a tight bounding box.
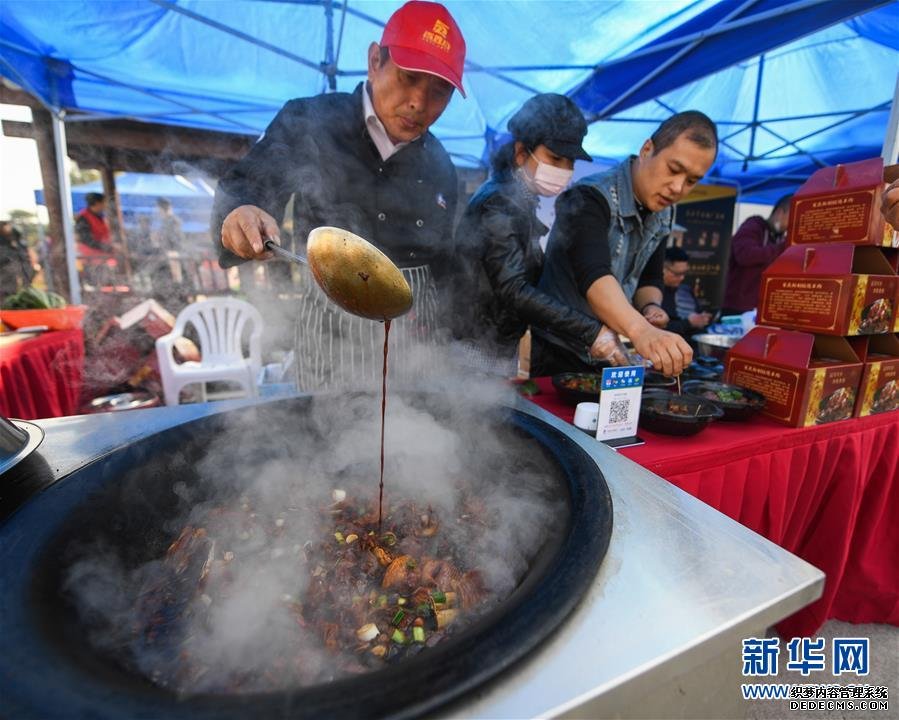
[157,197,172,211]
[665,246,690,264]
[85,192,105,206]
[651,111,718,155]
[773,193,793,214]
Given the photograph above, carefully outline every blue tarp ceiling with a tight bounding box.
[2,0,897,203]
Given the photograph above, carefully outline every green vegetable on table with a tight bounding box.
[1,286,67,310]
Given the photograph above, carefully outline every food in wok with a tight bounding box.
[130,488,501,693]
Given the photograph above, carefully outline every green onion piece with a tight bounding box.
[378,594,387,608]
[397,597,407,606]
[412,626,425,643]
[391,629,406,644]
[431,590,446,604]
[392,609,405,625]
[334,532,344,543]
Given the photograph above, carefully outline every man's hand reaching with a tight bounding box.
[628,323,693,376]
[221,205,280,260]
[589,325,629,365]
[641,303,669,328]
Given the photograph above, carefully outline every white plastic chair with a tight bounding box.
[155,297,264,406]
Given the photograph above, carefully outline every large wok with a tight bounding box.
[0,394,612,719]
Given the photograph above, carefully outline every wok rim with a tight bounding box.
[0,396,613,720]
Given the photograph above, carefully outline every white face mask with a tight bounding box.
[521,152,574,197]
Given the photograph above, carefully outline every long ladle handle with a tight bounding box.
[264,238,307,265]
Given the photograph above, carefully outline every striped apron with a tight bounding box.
[293,264,440,391]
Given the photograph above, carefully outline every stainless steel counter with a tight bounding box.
[20,396,824,719]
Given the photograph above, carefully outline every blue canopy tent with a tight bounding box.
[1,0,897,296]
[2,0,895,185]
[33,172,215,235]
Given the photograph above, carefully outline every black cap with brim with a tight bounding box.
[545,138,592,162]
[508,93,592,163]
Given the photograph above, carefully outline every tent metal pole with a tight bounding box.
[753,100,891,160]
[51,112,81,305]
[594,0,876,69]
[323,0,336,92]
[882,71,899,164]
[149,0,322,72]
[744,54,765,171]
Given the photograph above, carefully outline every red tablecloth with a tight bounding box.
[527,376,899,637]
[0,329,85,420]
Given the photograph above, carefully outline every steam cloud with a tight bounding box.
[64,373,565,694]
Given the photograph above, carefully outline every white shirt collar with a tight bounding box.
[362,82,413,161]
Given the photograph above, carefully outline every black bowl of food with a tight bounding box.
[682,381,766,421]
[641,388,675,401]
[551,373,603,405]
[639,394,723,436]
[644,370,678,389]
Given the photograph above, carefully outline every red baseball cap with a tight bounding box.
[380,1,467,98]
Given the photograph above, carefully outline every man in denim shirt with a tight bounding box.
[533,112,718,377]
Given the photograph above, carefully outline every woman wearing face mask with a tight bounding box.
[452,94,622,376]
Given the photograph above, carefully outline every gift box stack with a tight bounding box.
[726,158,899,425]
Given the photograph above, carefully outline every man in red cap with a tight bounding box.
[212,1,466,390]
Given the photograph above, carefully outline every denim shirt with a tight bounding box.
[576,157,673,301]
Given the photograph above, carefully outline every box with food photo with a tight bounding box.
[725,327,862,427]
[758,244,897,336]
[849,334,899,417]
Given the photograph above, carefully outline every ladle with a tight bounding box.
[264,226,413,321]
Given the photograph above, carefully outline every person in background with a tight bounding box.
[154,197,185,252]
[883,178,899,229]
[130,214,154,257]
[534,111,719,377]
[0,220,34,300]
[212,0,465,390]
[74,192,114,254]
[721,194,792,316]
[452,94,618,376]
[661,246,711,339]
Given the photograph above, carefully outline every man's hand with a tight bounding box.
[589,325,629,365]
[882,179,899,229]
[221,205,279,260]
[641,303,669,328]
[688,311,712,328]
[629,323,693,376]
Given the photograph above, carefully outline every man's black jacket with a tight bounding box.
[212,84,458,284]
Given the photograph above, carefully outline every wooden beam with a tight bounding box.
[30,109,71,298]
[0,84,43,109]
[2,119,253,160]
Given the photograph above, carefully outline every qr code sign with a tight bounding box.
[609,398,630,424]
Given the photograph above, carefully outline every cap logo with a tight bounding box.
[422,19,451,53]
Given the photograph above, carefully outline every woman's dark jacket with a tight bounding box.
[453,173,600,355]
